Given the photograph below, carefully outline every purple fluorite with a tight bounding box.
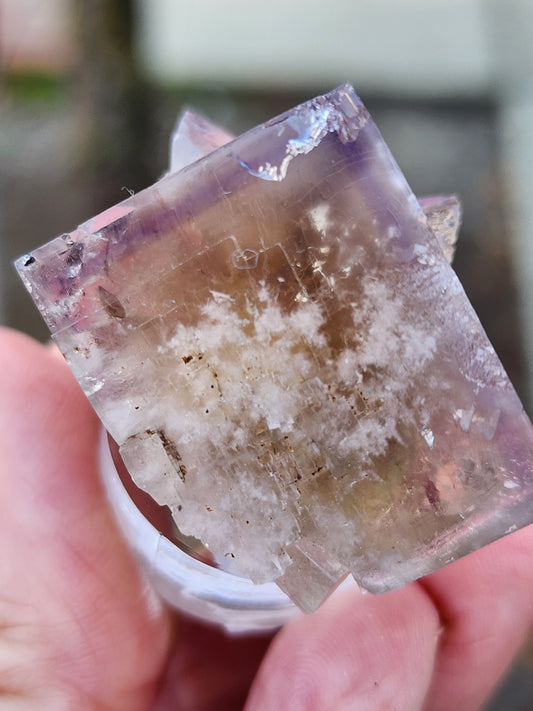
[16,85,533,613]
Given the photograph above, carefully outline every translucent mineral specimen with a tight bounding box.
[16,85,533,613]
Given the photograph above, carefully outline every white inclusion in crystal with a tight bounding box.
[334,275,439,462]
[164,289,326,443]
[308,203,331,234]
[254,303,289,341]
[287,301,326,342]
[336,350,363,385]
[454,407,474,432]
[338,415,398,463]
[354,277,437,374]
[209,290,235,305]
[415,245,436,267]
[503,480,520,489]
[422,428,435,449]
[237,160,281,182]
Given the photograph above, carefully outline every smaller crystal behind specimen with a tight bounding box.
[16,85,533,613]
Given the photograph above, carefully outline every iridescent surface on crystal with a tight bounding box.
[16,85,533,613]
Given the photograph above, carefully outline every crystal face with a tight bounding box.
[16,85,533,614]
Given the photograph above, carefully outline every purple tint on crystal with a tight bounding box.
[169,108,234,174]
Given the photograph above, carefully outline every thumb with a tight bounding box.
[0,328,170,710]
[245,582,439,711]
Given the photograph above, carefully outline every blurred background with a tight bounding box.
[1,1,532,707]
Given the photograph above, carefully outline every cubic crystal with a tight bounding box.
[16,85,533,613]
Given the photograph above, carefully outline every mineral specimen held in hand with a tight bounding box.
[16,84,533,613]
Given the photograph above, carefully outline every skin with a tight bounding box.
[0,326,532,710]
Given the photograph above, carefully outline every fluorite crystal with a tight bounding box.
[16,84,533,613]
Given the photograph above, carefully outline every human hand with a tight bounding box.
[1,326,532,710]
